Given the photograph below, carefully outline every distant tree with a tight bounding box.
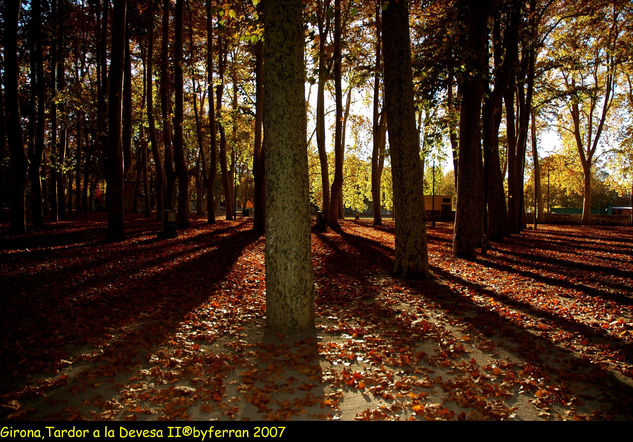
[550,2,622,225]
[263,0,314,334]
[382,0,430,277]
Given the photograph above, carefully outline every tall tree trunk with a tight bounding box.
[3,0,28,234]
[316,0,330,223]
[371,1,385,226]
[217,37,234,220]
[29,0,45,228]
[106,0,127,240]
[146,11,165,220]
[482,3,519,241]
[505,73,519,234]
[0,56,6,222]
[173,0,189,227]
[186,0,206,217]
[75,120,82,216]
[50,0,59,222]
[263,0,314,334]
[447,60,459,189]
[382,0,429,278]
[253,35,265,233]
[206,0,217,224]
[328,0,343,227]
[161,0,176,211]
[453,0,489,259]
[231,69,239,213]
[142,128,151,217]
[582,164,592,225]
[531,110,542,223]
[98,0,109,199]
[122,27,134,212]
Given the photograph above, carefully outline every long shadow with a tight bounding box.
[533,226,633,244]
[526,229,633,252]
[333,225,633,366]
[505,235,633,259]
[490,247,633,292]
[0,221,248,302]
[325,224,633,417]
[476,253,633,307]
[0,222,261,395]
[0,213,162,253]
[500,236,633,265]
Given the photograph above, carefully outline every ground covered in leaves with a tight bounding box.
[1,214,633,421]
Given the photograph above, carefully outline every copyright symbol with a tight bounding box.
[182,426,193,436]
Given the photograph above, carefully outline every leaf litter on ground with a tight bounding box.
[1,214,632,421]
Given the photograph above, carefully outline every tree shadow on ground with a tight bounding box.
[326,222,633,419]
[0,217,260,401]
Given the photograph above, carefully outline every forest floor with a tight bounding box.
[1,213,633,421]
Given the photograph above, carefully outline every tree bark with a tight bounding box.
[316,0,330,223]
[206,0,217,224]
[482,3,519,241]
[3,0,28,234]
[29,0,45,228]
[263,0,314,334]
[582,164,592,225]
[253,35,266,233]
[173,0,189,227]
[371,0,384,227]
[107,0,127,240]
[217,36,234,220]
[531,110,543,223]
[453,0,488,259]
[122,27,134,212]
[161,0,176,210]
[382,0,430,278]
[146,11,166,220]
[328,0,343,227]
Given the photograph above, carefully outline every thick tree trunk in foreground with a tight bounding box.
[382,0,429,278]
[106,0,127,240]
[263,0,314,334]
[453,0,488,259]
[3,0,27,234]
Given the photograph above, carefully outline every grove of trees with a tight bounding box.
[1,0,633,332]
